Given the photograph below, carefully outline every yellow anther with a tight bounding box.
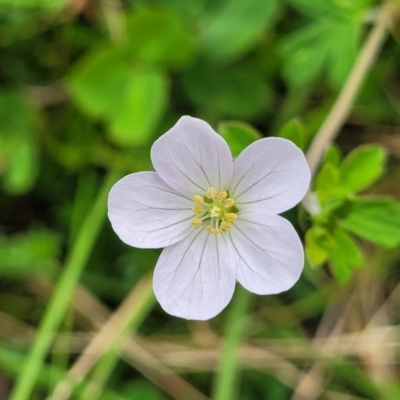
[210,206,221,218]
[193,195,204,204]
[220,221,232,231]
[205,225,213,234]
[206,187,217,199]
[225,213,237,222]
[192,206,204,216]
[191,218,202,228]
[224,198,235,207]
[216,191,227,202]
[206,225,222,234]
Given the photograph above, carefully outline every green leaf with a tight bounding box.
[0,0,67,9]
[327,19,361,88]
[134,0,207,20]
[218,121,262,158]
[340,197,400,247]
[277,118,305,150]
[125,8,196,69]
[0,90,39,194]
[280,21,329,87]
[68,45,129,118]
[305,226,330,267]
[108,67,168,146]
[68,45,168,146]
[329,227,363,283]
[200,0,278,61]
[183,59,269,119]
[322,144,342,168]
[315,163,340,204]
[287,0,371,21]
[339,145,387,193]
[3,139,37,193]
[0,230,60,279]
[280,14,363,88]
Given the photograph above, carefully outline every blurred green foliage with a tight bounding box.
[0,90,39,194]
[0,229,59,278]
[1,0,400,399]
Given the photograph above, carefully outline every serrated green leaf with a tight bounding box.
[340,197,400,247]
[330,227,363,283]
[339,145,386,193]
[125,8,196,69]
[218,121,262,158]
[200,0,278,61]
[277,118,305,150]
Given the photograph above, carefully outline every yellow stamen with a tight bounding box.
[225,213,237,222]
[216,191,227,201]
[206,187,217,199]
[206,225,222,234]
[191,188,239,233]
[220,221,232,231]
[192,206,204,216]
[193,195,204,204]
[224,198,235,207]
[191,218,202,228]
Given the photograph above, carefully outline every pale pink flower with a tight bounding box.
[108,116,310,320]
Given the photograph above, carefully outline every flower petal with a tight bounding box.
[153,229,236,320]
[108,172,194,248]
[230,137,310,213]
[151,116,233,196]
[228,210,304,294]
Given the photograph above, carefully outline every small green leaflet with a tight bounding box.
[339,145,387,193]
[340,197,400,248]
[68,45,167,147]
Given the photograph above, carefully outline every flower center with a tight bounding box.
[190,187,238,234]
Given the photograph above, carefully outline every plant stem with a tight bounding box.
[305,2,395,178]
[212,286,252,400]
[9,169,120,400]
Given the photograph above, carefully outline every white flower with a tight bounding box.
[108,116,311,320]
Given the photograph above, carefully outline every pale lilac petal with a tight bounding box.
[153,229,236,320]
[228,210,304,294]
[151,116,233,196]
[108,172,194,248]
[230,138,311,214]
